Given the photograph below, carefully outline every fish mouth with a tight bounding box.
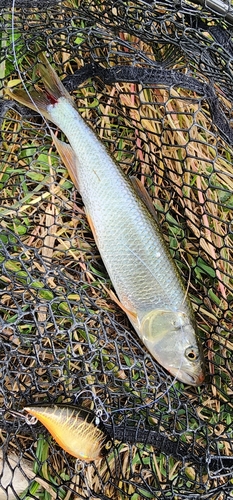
[169,367,205,386]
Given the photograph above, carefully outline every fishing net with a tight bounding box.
[0,0,232,498]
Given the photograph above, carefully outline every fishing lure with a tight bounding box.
[5,406,233,471]
[24,404,112,462]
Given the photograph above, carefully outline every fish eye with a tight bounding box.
[185,346,199,362]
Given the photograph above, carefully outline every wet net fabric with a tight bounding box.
[0,0,232,499]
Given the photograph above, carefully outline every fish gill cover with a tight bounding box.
[0,0,232,499]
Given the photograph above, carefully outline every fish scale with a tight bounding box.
[69,143,183,311]
[6,53,205,385]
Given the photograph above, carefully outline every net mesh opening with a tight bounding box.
[0,0,232,499]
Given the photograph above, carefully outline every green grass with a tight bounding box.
[1,2,232,499]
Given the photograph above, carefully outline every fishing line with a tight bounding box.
[11,0,55,137]
[124,242,164,293]
[110,357,182,417]
[74,373,181,421]
[123,241,193,317]
[166,225,191,307]
[10,0,196,422]
[110,375,180,417]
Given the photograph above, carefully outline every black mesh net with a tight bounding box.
[0,0,232,499]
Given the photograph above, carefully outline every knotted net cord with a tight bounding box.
[0,0,232,498]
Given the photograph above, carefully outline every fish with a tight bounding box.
[6,53,205,386]
[24,404,112,462]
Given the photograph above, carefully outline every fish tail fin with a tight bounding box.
[5,53,74,122]
[37,52,73,103]
[5,87,53,121]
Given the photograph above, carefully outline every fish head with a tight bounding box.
[140,309,205,386]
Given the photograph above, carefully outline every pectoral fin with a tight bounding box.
[102,283,138,323]
[130,176,158,221]
[51,131,80,190]
[84,214,138,323]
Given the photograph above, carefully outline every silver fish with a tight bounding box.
[6,54,205,385]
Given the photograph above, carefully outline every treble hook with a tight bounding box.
[74,389,110,423]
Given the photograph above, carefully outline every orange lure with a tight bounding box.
[24,404,112,462]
